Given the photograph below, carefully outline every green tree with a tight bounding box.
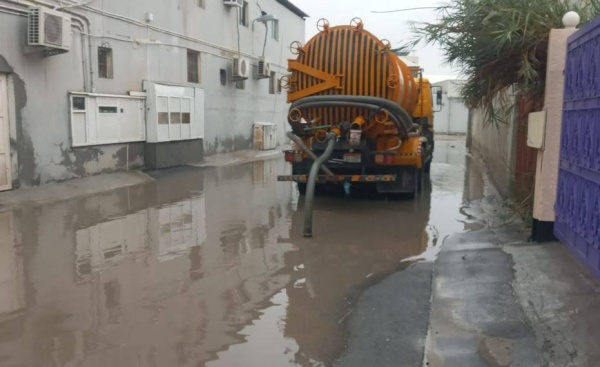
[406,0,600,124]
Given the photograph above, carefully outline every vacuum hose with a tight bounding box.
[304,132,337,237]
[290,95,414,139]
[287,132,334,176]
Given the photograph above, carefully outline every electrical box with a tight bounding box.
[253,122,277,150]
[527,111,546,149]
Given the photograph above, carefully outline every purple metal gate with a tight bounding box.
[555,16,600,278]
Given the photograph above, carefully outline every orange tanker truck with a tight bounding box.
[277,19,441,236]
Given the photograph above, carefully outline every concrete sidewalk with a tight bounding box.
[426,225,600,366]
[337,189,600,366]
[0,148,283,211]
[190,147,284,168]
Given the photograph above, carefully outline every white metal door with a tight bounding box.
[0,75,12,191]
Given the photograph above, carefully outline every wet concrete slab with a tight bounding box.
[506,242,600,366]
[0,137,482,366]
[425,229,543,367]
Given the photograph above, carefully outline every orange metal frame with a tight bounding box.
[287,60,344,103]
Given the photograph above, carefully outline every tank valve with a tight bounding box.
[315,129,328,143]
[317,18,330,33]
[349,117,365,146]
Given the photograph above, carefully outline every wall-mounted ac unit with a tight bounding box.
[223,0,243,7]
[232,57,250,80]
[257,57,271,79]
[28,6,72,53]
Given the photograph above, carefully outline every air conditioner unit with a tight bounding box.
[253,122,278,150]
[223,0,243,8]
[28,6,72,53]
[232,57,250,80]
[257,57,271,79]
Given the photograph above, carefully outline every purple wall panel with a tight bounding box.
[555,16,600,279]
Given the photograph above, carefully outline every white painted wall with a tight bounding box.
[0,0,306,186]
[469,90,518,198]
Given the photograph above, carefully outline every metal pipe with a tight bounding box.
[304,132,336,237]
[286,131,334,176]
[0,4,28,15]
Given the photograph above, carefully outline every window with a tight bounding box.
[98,47,113,79]
[239,1,249,27]
[157,97,193,126]
[269,71,276,94]
[220,69,227,86]
[187,50,200,83]
[72,96,86,111]
[271,19,279,41]
[99,106,118,114]
[194,0,205,8]
[236,80,245,90]
[157,97,169,125]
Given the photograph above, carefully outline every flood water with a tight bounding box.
[0,137,484,366]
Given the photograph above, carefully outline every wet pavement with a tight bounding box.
[0,136,489,366]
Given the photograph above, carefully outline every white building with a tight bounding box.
[433,79,469,134]
[0,0,307,190]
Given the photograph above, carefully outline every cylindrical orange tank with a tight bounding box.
[287,19,419,128]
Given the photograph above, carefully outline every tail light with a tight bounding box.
[375,153,396,164]
[285,151,295,163]
[285,151,304,163]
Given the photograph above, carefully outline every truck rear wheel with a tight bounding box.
[424,160,432,173]
[297,183,307,195]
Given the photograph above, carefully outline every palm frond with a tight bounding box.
[405,0,600,127]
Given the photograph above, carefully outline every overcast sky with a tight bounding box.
[291,0,459,80]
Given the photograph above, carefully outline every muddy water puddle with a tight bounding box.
[0,138,483,366]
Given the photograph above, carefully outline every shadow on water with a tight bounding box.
[0,137,484,366]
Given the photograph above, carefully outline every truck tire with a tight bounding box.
[297,183,307,195]
[413,168,423,197]
[424,160,432,173]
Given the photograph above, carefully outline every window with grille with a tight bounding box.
[269,72,276,94]
[239,1,249,27]
[271,19,279,40]
[187,49,200,83]
[98,47,113,79]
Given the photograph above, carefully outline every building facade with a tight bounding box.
[432,79,468,135]
[0,0,306,189]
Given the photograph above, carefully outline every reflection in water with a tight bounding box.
[0,137,480,366]
[0,212,25,319]
[405,139,486,262]
[207,290,310,367]
[0,161,296,367]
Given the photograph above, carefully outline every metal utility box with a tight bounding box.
[253,122,277,150]
[527,111,546,149]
